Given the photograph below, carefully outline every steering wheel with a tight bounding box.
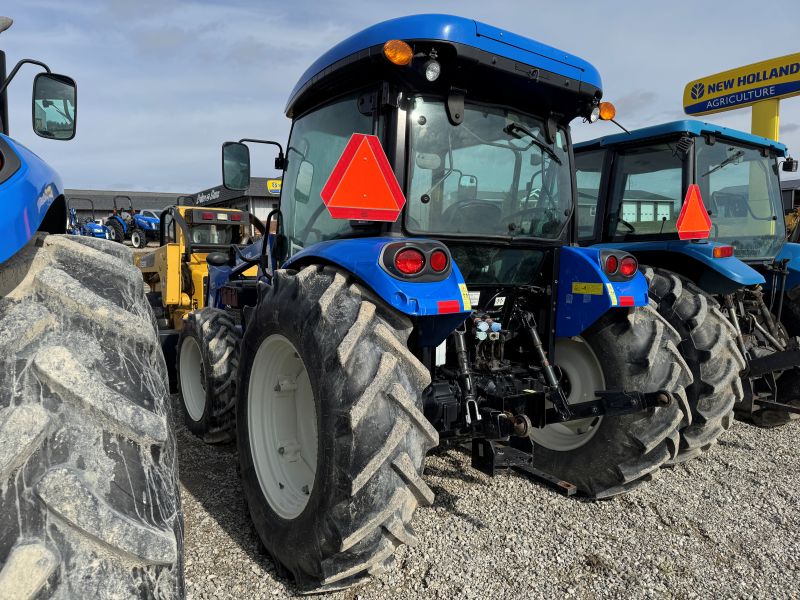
[617,218,636,233]
[439,200,502,231]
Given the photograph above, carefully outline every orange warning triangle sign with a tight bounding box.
[676,184,712,240]
[320,134,406,221]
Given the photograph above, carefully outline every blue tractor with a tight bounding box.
[0,16,181,597]
[66,196,111,239]
[105,193,160,248]
[170,14,692,591]
[575,119,800,435]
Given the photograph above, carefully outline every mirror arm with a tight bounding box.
[238,138,286,169]
[0,58,50,96]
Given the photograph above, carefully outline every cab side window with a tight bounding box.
[609,144,683,239]
[575,150,605,241]
[280,94,373,255]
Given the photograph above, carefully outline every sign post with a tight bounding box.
[683,53,800,140]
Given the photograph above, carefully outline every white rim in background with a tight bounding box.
[179,336,206,422]
[248,334,317,520]
[529,337,604,451]
[131,231,142,247]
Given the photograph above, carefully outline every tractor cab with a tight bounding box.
[576,120,791,263]
[136,204,263,330]
[222,14,626,329]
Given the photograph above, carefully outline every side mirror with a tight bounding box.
[783,157,798,172]
[32,73,76,140]
[222,141,250,191]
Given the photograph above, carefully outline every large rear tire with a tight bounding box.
[176,307,240,443]
[0,234,183,598]
[643,267,744,462]
[237,266,438,592]
[530,306,692,498]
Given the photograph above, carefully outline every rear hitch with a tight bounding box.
[470,438,577,496]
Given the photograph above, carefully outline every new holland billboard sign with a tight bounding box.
[683,53,800,116]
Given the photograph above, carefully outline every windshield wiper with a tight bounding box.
[503,122,562,165]
[701,150,744,177]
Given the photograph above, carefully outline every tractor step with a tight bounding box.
[470,439,577,496]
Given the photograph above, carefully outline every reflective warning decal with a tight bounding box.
[606,283,618,306]
[458,283,471,310]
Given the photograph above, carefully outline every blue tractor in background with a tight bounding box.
[104,193,160,248]
[165,14,693,592]
[66,196,111,239]
[0,16,181,597]
[575,120,800,435]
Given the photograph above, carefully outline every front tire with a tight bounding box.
[237,266,438,591]
[130,229,145,249]
[176,308,240,443]
[531,306,692,498]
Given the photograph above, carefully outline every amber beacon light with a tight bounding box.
[383,39,413,65]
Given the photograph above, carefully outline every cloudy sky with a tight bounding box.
[2,1,798,192]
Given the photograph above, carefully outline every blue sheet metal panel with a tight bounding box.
[0,134,63,264]
[773,242,800,293]
[284,237,469,346]
[555,246,649,338]
[592,240,765,287]
[575,119,788,156]
[286,14,602,113]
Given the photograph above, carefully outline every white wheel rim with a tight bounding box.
[248,334,317,520]
[529,337,604,451]
[132,232,141,246]
[179,336,206,422]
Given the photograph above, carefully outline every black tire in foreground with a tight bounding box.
[176,307,240,443]
[531,305,693,498]
[0,234,183,599]
[237,266,438,592]
[105,218,125,244]
[643,267,744,462]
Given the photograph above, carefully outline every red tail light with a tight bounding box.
[230,213,242,222]
[619,256,638,277]
[712,245,734,258]
[201,212,215,220]
[604,255,619,275]
[395,248,425,275]
[430,249,448,272]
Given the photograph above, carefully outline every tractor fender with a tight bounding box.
[775,242,800,297]
[0,134,64,264]
[556,246,649,338]
[593,240,764,290]
[284,237,469,346]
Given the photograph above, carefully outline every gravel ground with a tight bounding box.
[176,396,800,599]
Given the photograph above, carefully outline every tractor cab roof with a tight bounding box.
[286,14,602,121]
[576,119,788,156]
